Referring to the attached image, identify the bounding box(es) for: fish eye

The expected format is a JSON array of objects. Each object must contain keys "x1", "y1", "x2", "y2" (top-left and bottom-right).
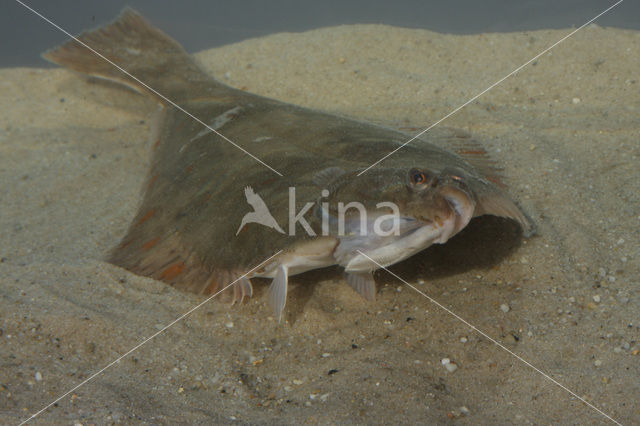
[{"x1": 409, "y1": 168, "x2": 429, "y2": 185}]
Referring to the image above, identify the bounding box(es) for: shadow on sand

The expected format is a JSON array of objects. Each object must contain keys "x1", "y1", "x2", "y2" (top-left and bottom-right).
[{"x1": 267, "y1": 215, "x2": 527, "y2": 322}]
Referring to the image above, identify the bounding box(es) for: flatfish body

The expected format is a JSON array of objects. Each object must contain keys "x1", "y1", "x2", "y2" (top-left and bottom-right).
[{"x1": 44, "y1": 9, "x2": 534, "y2": 318}]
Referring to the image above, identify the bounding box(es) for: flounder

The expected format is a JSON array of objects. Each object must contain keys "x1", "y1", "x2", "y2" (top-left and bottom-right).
[{"x1": 44, "y1": 9, "x2": 534, "y2": 319}]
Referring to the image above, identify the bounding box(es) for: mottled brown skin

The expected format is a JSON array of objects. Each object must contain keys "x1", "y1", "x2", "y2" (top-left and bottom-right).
[{"x1": 43, "y1": 8, "x2": 533, "y2": 302}]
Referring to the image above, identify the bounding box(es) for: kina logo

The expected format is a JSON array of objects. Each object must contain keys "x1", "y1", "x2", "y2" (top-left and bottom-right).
[{"x1": 236, "y1": 186, "x2": 285, "y2": 235}]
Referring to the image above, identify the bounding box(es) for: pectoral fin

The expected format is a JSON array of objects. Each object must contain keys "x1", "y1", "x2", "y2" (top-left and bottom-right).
[
  {"x1": 268, "y1": 265, "x2": 288, "y2": 322},
  {"x1": 346, "y1": 272, "x2": 376, "y2": 301}
]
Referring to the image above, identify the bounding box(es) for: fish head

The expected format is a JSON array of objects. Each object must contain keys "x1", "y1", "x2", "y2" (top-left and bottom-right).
[
  {"x1": 397, "y1": 166, "x2": 477, "y2": 241},
  {"x1": 317, "y1": 165, "x2": 478, "y2": 271}
]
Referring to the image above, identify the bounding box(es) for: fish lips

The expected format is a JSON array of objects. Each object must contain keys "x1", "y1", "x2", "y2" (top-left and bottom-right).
[{"x1": 439, "y1": 184, "x2": 476, "y2": 240}]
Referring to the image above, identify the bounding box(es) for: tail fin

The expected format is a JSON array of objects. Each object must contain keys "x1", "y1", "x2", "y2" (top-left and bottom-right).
[{"x1": 42, "y1": 7, "x2": 222, "y2": 103}]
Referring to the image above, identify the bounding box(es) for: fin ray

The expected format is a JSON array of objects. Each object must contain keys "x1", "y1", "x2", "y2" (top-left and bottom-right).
[
  {"x1": 268, "y1": 265, "x2": 288, "y2": 322},
  {"x1": 443, "y1": 132, "x2": 507, "y2": 188},
  {"x1": 346, "y1": 272, "x2": 376, "y2": 301}
]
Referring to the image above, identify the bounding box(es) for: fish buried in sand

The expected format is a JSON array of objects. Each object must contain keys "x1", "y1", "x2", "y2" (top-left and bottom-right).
[{"x1": 44, "y1": 8, "x2": 534, "y2": 320}]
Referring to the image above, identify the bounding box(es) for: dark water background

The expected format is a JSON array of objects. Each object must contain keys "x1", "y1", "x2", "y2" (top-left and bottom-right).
[{"x1": 2, "y1": 0, "x2": 635, "y2": 67}]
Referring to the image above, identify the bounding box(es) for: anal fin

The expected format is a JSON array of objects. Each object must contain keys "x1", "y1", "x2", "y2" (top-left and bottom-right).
[{"x1": 346, "y1": 272, "x2": 376, "y2": 301}]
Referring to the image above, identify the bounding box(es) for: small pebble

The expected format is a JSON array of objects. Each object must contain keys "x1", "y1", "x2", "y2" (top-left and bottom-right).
[
  {"x1": 500, "y1": 304, "x2": 510, "y2": 313},
  {"x1": 321, "y1": 353, "x2": 331, "y2": 358},
  {"x1": 572, "y1": 97, "x2": 581, "y2": 104},
  {"x1": 441, "y1": 358, "x2": 458, "y2": 372},
  {"x1": 460, "y1": 336, "x2": 468, "y2": 343},
  {"x1": 460, "y1": 406, "x2": 470, "y2": 415},
  {"x1": 35, "y1": 372, "x2": 42, "y2": 382},
  {"x1": 293, "y1": 379, "x2": 303, "y2": 385},
  {"x1": 504, "y1": 334, "x2": 517, "y2": 345},
  {"x1": 225, "y1": 322, "x2": 234, "y2": 328},
  {"x1": 568, "y1": 296, "x2": 576, "y2": 303},
  {"x1": 594, "y1": 359, "x2": 602, "y2": 367},
  {"x1": 593, "y1": 295, "x2": 601, "y2": 303}
]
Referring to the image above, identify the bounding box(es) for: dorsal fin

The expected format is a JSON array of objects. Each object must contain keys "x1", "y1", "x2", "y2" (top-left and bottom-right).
[{"x1": 444, "y1": 131, "x2": 507, "y2": 188}]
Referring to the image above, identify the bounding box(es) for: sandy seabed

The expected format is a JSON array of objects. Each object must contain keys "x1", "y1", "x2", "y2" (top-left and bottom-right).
[{"x1": 1, "y1": 22, "x2": 638, "y2": 424}]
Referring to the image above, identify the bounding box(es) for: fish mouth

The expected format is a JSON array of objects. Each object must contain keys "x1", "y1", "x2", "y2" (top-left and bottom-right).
[
  {"x1": 441, "y1": 185, "x2": 475, "y2": 234},
  {"x1": 338, "y1": 186, "x2": 476, "y2": 273}
]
